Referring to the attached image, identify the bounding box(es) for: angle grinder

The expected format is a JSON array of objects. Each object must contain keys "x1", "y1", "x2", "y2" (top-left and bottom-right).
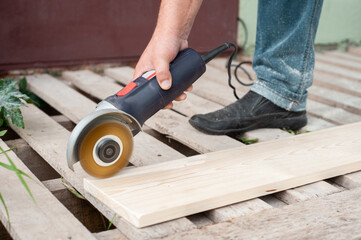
[{"x1": 67, "y1": 43, "x2": 235, "y2": 178}]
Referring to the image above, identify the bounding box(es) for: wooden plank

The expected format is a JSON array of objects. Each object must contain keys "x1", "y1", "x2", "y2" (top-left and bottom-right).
[
  {"x1": 147, "y1": 111, "x2": 241, "y2": 153},
  {"x1": 84, "y1": 121, "x2": 361, "y2": 227},
  {"x1": 316, "y1": 54, "x2": 361, "y2": 72},
  {"x1": 313, "y1": 71, "x2": 361, "y2": 98},
  {"x1": 308, "y1": 85, "x2": 361, "y2": 115},
  {"x1": 10, "y1": 104, "x2": 196, "y2": 239},
  {"x1": 315, "y1": 61, "x2": 361, "y2": 81},
  {"x1": 348, "y1": 46, "x2": 361, "y2": 56},
  {"x1": 104, "y1": 67, "x2": 341, "y2": 207},
  {"x1": 94, "y1": 229, "x2": 129, "y2": 240},
  {"x1": 306, "y1": 99, "x2": 361, "y2": 125},
  {"x1": 5, "y1": 138, "x2": 60, "y2": 181},
  {"x1": 0, "y1": 140, "x2": 96, "y2": 240},
  {"x1": 334, "y1": 171, "x2": 361, "y2": 190},
  {"x1": 27, "y1": 74, "x2": 97, "y2": 124},
  {"x1": 324, "y1": 51, "x2": 361, "y2": 64},
  {"x1": 42, "y1": 178, "x2": 109, "y2": 232},
  {"x1": 24, "y1": 74, "x2": 197, "y2": 238},
  {"x1": 162, "y1": 187, "x2": 361, "y2": 240}
]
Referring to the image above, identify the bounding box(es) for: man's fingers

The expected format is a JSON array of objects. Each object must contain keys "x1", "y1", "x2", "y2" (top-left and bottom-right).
[
  {"x1": 185, "y1": 85, "x2": 193, "y2": 92},
  {"x1": 174, "y1": 93, "x2": 187, "y2": 101},
  {"x1": 154, "y1": 60, "x2": 172, "y2": 90},
  {"x1": 163, "y1": 102, "x2": 174, "y2": 109}
]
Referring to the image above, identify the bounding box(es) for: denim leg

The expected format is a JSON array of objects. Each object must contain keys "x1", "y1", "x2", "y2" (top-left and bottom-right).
[{"x1": 250, "y1": 0, "x2": 324, "y2": 111}]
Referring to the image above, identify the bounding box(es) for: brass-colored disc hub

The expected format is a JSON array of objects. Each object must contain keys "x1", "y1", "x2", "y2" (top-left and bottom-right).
[{"x1": 78, "y1": 121, "x2": 133, "y2": 178}]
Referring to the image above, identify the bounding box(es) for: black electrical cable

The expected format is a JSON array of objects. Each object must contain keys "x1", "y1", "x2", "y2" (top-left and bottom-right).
[
  {"x1": 226, "y1": 44, "x2": 255, "y2": 99},
  {"x1": 237, "y1": 17, "x2": 248, "y2": 49},
  {"x1": 223, "y1": 16, "x2": 255, "y2": 100},
  {"x1": 226, "y1": 43, "x2": 241, "y2": 100}
]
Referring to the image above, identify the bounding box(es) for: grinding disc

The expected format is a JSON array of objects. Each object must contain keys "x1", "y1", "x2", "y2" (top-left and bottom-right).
[{"x1": 78, "y1": 120, "x2": 133, "y2": 178}]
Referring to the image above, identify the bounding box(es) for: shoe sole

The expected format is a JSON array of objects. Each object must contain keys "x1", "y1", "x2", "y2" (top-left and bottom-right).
[{"x1": 189, "y1": 114, "x2": 307, "y2": 136}]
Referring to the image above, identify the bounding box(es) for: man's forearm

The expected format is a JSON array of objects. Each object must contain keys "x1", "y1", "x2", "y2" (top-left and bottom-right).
[{"x1": 154, "y1": 0, "x2": 203, "y2": 40}]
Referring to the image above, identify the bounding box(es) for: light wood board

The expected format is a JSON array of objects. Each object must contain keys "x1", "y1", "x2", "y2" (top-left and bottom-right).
[
  {"x1": 84, "y1": 121, "x2": 361, "y2": 228},
  {"x1": 104, "y1": 67, "x2": 342, "y2": 209}
]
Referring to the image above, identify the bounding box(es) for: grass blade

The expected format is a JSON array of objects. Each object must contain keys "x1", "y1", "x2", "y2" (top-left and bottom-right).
[
  {"x1": 0, "y1": 146, "x2": 36, "y2": 202},
  {"x1": 17, "y1": 173, "x2": 35, "y2": 202},
  {"x1": 61, "y1": 178, "x2": 85, "y2": 200},
  {"x1": 107, "y1": 214, "x2": 116, "y2": 230},
  {"x1": 0, "y1": 193, "x2": 10, "y2": 226}
]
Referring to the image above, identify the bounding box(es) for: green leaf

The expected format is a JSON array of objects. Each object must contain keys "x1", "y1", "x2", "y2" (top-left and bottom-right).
[
  {"x1": 61, "y1": 178, "x2": 85, "y2": 200},
  {"x1": 0, "y1": 130, "x2": 6, "y2": 137},
  {"x1": 0, "y1": 146, "x2": 36, "y2": 202},
  {"x1": 18, "y1": 77, "x2": 42, "y2": 106},
  {"x1": 0, "y1": 118, "x2": 4, "y2": 127},
  {"x1": 0, "y1": 77, "x2": 30, "y2": 128},
  {"x1": 240, "y1": 137, "x2": 259, "y2": 145},
  {"x1": 0, "y1": 193, "x2": 10, "y2": 225},
  {"x1": 107, "y1": 214, "x2": 117, "y2": 230},
  {"x1": 17, "y1": 173, "x2": 35, "y2": 202},
  {"x1": 18, "y1": 77, "x2": 27, "y2": 93}
]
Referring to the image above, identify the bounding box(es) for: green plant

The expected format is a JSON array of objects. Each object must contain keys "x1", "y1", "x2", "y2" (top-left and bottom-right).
[
  {"x1": 0, "y1": 77, "x2": 31, "y2": 128},
  {"x1": 240, "y1": 137, "x2": 259, "y2": 145}
]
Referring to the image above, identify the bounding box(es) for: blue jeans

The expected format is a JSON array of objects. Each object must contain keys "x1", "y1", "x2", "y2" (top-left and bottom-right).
[{"x1": 251, "y1": 0, "x2": 324, "y2": 112}]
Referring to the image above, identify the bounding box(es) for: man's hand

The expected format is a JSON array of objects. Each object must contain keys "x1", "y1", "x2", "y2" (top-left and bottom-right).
[
  {"x1": 133, "y1": 0, "x2": 202, "y2": 109},
  {"x1": 133, "y1": 34, "x2": 191, "y2": 109}
]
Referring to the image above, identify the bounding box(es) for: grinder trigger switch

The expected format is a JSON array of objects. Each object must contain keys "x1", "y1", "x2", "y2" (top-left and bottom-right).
[{"x1": 116, "y1": 82, "x2": 138, "y2": 97}]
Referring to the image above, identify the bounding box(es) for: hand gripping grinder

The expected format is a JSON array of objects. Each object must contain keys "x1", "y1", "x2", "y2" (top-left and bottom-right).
[{"x1": 67, "y1": 43, "x2": 234, "y2": 178}]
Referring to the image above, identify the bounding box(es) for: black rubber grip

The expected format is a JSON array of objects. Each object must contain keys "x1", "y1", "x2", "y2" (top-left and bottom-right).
[{"x1": 105, "y1": 48, "x2": 206, "y2": 126}]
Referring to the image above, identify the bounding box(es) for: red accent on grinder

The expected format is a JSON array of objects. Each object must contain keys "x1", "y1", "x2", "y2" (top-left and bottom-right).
[{"x1": 116, "y1": 81, "x2": 138, "y2": 97}]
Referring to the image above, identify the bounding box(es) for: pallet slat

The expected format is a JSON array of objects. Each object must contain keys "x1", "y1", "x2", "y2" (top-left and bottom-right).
[
  {"x1": 162, "y1": 187, "x2": 361, "y2": 240},
  {"x1": 0, "y1": 140, "x2": 96, "y2": 240}
]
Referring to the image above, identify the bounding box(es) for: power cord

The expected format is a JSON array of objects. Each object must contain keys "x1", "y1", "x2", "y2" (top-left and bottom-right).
[{"x1": 226, "y1": 44, "x2": 255, "y2": 100}]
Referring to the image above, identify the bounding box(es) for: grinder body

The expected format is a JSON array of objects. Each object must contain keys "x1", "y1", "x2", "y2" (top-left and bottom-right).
[
  {"x1": 67, "y1": 48, "x2": 206, "y2": 177},
  {"x1": 106, "y1": 48, "x2": 206, "y2": 129}
]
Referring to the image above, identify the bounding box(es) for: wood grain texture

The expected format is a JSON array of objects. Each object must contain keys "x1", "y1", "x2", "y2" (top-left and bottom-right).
[
  {"x1": 85, "y1": 121, "x2": 361, "y2": 227},
  {"x1": 162, "y1": 187, "x2": 361, "y2": 240},
  {"x1": 0, "y1": 140, "x2": 96, "y2": 240}
]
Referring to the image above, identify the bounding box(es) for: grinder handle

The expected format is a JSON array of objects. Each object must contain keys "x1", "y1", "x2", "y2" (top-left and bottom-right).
[{"x1": 105, "y1": 48, "x2": 206, "y2": 126}]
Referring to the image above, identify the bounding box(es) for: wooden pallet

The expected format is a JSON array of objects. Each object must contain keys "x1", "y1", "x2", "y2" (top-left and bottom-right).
[{"x1": 1, "y1": 49, "x2": 361, "y2": 239}]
